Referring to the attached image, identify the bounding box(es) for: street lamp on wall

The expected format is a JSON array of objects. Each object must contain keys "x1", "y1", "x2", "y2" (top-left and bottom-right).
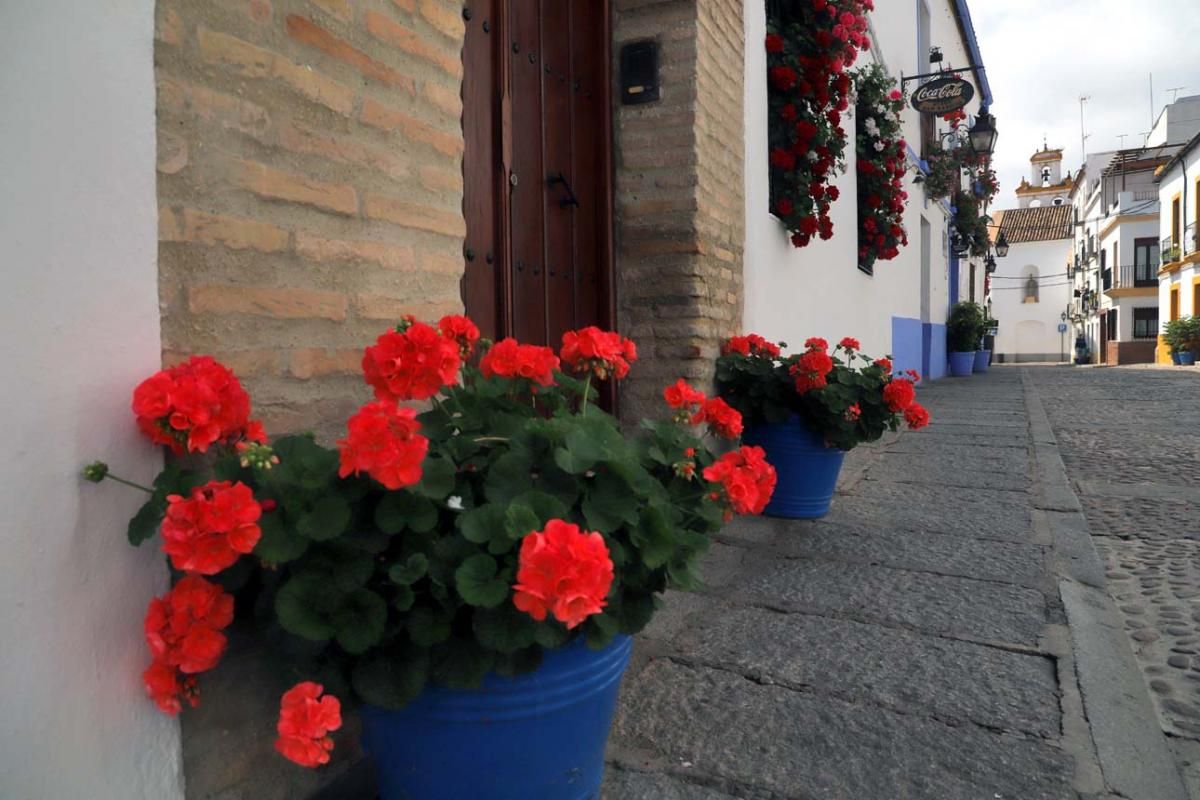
[
  {"x1": 967, "y1": 109, "x2": 999, "y2": 157},
  {"x1": 994, "y1": 230, "x2": 1010, "y2": 258}
]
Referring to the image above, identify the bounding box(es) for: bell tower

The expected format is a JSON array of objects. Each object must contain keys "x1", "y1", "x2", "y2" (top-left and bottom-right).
[{"x1": 1016, "y1": 144, "x2": 1072, "y2": 208}]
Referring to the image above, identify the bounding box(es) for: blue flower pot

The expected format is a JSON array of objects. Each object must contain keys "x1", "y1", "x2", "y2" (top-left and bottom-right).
[
  {"x1": 743, "y1": 416, "x2": 845, "y2": 519},
  {"x1": 949, "y1": 351, "x2": 976, "y2": 377},
  {"x1": 973, "y1": 349, "x2": 991, "y2": 373},
  {"x1": 1181, "y1": 352, "x2": 1197, "y2": 366},
  {"x1": 359, "y1": 634, "x2": 632, "y2": 800},
  {"x1": 1172, "y1": 352, "x2": 1183, "y2": 365}
]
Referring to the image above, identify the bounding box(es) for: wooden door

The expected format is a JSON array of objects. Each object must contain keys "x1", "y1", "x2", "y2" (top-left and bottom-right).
[{"x1": 460, "y1": 0, "x2": 613, "y2": 346}]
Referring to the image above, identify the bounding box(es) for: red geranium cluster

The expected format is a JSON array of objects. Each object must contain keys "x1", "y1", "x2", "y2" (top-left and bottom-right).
[
  {"x1": 513, "y1": 520, "x2": 614, "y2": 630},
  {"x1": 855, "y1": 64, "x2": 909, "y2": 271},
  {"x1": 703, "y1": 446, "x2": 777, "y2": 519},
  {"x1": 661, "y1": 379, "x2": 743, "y2": 440},
  {"x1": 161, "y1": 480, "x2": 263, "y2": 575},
  {"x1": 723, "y1": 333, "x2": 781, "y2": 358},
  {"x1": 362, "y1": 317, "x2": 462, "y2": 402},
  {"x1": 142, "y1": 576, "x2": 234, "y2": 715},
  {"x1": 766, "y1": 0, "x2": 874, "y2": 248},
  {"x1": 881, "y1": 376, "x2": 930, "y2": 429},
  {"x1": 480, "y1": 338, "x2": 560, "y2": 386},
  {"x1": 274, "y1": 682, "x2": 343, "y2": 768},
  {"x1": 437, "y1": 314, "x2": 481, "y2": 358},
  {"x1": 791, "y1": 339, "x2": 836, "y2": 393},
  {"x1": 132, "y1": 356, "x2": 265, "y2": 454},
  {"x1": 560, "y1": 326, "x2": 637, "y2": 380},
  {"x1": 337, "y1": 401, "x2": 429, "y2": 490}
]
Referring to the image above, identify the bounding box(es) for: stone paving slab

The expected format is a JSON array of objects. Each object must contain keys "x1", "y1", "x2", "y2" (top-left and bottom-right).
[
  {"x1": 611, "y1": 660, "x2": 1076, "y2": 800},
  {"x1": 814, "y1": 495, "x2": 1037, "y2": 543},
  {"x1": 603, "y1": 769, "x2": 743, "y2": 800},
  {"x1": 675, "y1": 605, "x2": 1060, "y2": 737},
  {"x1": 735, "y1": 556, "x2": 1047, "y2": 647},
  {"x1": 766, "y1": 520, "x2": 1048, "y2": 588}
]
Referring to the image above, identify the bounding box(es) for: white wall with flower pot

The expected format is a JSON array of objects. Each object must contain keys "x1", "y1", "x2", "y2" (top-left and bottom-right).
[
  {"x1": 0, "y1": 2, "x2": 184, "y2": 799},
  {"x1": 988, "y1": 238, "x2": 1073, "y2": 362},
  {"x1": 743, "y1": 0, "x2": 987, "y2": 380}
]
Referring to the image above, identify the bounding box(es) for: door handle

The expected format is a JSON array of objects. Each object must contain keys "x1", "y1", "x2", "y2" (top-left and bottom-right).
[{"x1": 547, "y1": 172, "x2": 580, "y2": 209}]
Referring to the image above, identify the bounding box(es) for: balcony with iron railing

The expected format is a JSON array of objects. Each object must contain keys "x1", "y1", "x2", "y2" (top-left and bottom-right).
[
  {"x1": 1163, "y1": 222, "x2": 1200, "y2": 266},
  {"x1": 1105, "y1": 262, "x2": 1160, "y2": 293}
]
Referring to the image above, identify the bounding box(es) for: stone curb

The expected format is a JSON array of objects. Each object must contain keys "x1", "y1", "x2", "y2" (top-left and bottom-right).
[{"x1": 1022, "y1": 369, "x2": 1191, "y2": 800}]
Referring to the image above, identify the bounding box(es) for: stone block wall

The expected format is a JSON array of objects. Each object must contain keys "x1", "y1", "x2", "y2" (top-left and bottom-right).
[
  {"x1": 155, "y1": 0, "x2": 466, "y2": 439},
  {"x1": 613, "y1": 0, "x2": 745, "y2": 420}
]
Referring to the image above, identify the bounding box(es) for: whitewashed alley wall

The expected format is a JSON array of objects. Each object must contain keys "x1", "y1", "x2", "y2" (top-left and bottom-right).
[{"x1": 0, "y1": 2, "x2": 184, "y2": 798}]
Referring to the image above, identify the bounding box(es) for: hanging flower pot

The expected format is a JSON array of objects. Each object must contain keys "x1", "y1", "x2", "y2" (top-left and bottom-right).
[
  {"x1": 716, "y1": 334, "x2": 931, "y2": 520},
  {"x1": 360, "y1": 635, "x2": 632, "y2": 800}
]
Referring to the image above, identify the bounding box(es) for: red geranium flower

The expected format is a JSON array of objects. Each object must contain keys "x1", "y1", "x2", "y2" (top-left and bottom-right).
[
  {"x1": 480, "y1": 338, "x2": 560, "y2": 386},
  {"x1": 142, "y1": 660, "x2": 199, "y2": 716},
  {"x1": 144, "y1": 576, "x2": 235, "y2": 676},
  {"x1": 513, "y1": 519, "x2": 614, "y2": 630},
  {"x1": 723, "y1": 334, "x2": 781, "y2": 358},
  {"x1": 804, "y1": 337, "x2": 829, "y2": 351},
  {"x1": 132, "y1": 356, "x2": 260, "y2": 454},
  {"x1": 337, "y1": 401, "x2": 428, "y2": 490},
  {"x1": 691, "y1": 397, "x2": 743, "y2": 440},
  {"x1": 874, "y1": 357, "x2": 893, "y2": 374},
  {"x1": 161, "y1": 481, "x2": 263, "y2": 575},
  {"x1": 904, "y1": 402, "x2": 931, "y2": 430},
  {"x1": 839, "y1": 337, "x2": 860, "y2": 351},
  {"x1": 437, "y1": 314, "x2": 481, "y2": 358},
  {"x1": 791, "y1": 349, "x2": 834, "y2": 393},
  {"x1": 560, "y1": 327, "x2": 637, "y2": 380},
  {"x1": 362, "y1": 320, "x2": 461, "y2": 403},
  {"x1": 275, "y1": 682, "x2": 342, "y2": 768},
  {"x1": 663, "y1": 378, "x2": 706, "y2": 410},
  {"x1": 769, "y1": 65, "x2": 798, "y2": 91},
  {"x1": 702, "y1": 446, "x2": 777, "y2": 517},
  {"x1": 882, "y1": 377, "x2": 916, "y2": 412},
  {"x1": 845, "y1": 403, "x2": 862, "y2": 422},
  {"x1": 765, "y1": 33, "x2": 785, "y2": 54}
]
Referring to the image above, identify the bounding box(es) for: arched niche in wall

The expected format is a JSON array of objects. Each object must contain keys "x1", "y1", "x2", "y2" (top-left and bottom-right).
[{"x1": 1022, "y1": 265, "x2": 1040, "y2": 304}]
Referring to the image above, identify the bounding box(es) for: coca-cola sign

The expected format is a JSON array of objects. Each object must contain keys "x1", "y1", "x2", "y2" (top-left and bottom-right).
[{"x1": 910, "y1": 77, "x2": 975, "y2": 114}]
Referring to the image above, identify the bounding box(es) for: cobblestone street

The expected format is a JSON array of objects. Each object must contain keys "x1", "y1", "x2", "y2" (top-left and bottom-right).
[
  {"x1": 603, "y1": 366, "x2": 1197, "y2": 800},
  {"x1": 1030, "y1": 366, "x2": 1200, "y2": 796}
]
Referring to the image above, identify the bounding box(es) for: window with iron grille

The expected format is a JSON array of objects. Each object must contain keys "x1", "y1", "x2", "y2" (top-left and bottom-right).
[{"x1": 1133, "y1": 307, "x2": 1158, "y2": 340}]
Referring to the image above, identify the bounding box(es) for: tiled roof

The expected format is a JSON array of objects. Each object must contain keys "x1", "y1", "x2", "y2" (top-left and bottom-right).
[{"x1": 992, "y1": 206, "x2": 1072, "y2": 244}]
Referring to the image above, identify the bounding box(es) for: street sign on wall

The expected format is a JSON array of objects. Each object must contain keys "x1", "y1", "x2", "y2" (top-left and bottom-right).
[{"x1": 911, "y1": 77, "x2": 975, "y2": 115}]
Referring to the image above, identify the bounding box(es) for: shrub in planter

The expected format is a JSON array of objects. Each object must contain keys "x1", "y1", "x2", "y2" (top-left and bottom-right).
[
  {"x1": 947, "y1": 302, "x2": 985, "y2": 376},
  {"x1": 85, "y1": 317, "x2": 775, "y2": 799},
  {"x1": 715, "y1": 335, "x2": 930, "y2": 518}
]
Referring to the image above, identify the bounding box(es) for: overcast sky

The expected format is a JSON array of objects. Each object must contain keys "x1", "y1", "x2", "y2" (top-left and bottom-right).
[{"x1": 970, "y1": 0, "x2": 1200, "y2": 209}]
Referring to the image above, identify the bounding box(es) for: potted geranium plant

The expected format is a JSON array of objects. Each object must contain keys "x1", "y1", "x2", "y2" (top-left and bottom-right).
[
  {"x1": 974, "y1": 310, "x2": 996, "y2": 373},
  {"x1": 715, "y1": 334, "x2": 930, "y2": 519},
  {"x1": 84, "y1": 316, "x2": 775, "y2": 800},
  {"x1": 1177, "y1": 316, "x2": 1200, "y2": 365},
  {"x1": 947, "y1": 301, "x2": 985, "y2": 376}
]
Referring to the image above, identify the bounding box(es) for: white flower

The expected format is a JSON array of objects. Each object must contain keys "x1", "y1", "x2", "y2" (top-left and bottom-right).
[
  {"x1": 807, "y1": 150, "x2": 820, "y2": 162},
  {"x1": 874, "y1": 141, "x2": 886, "y2": 152},
  {"x1": 864, "y1": 117, "x2": 880, "y2": 137},
  {"x1": 876, "y1": 103, "x2": 887, "y2": 114},
  {"x1": 447, "y1": 495, "x2": 464, "y2": 511}
]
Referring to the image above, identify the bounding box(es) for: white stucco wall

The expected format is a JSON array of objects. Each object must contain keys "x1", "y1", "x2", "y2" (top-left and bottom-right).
[
  {"x1": 989, "y1": 238, "x2": 1072, "y2": 361},
  {"x1": 743, "y1": 0, "x2": 979, "y2": 368},
  {"x1": 0, "y1": 2, "x2": 184, "y2": 799}
]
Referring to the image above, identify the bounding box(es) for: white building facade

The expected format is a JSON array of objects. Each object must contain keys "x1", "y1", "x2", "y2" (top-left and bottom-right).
[
  {"x1": 1156, "y1": 132, "x2": 1200, "y2": 362},
  {"x1": 744, "y1": 0, "x2": 992, "y2": 379}
]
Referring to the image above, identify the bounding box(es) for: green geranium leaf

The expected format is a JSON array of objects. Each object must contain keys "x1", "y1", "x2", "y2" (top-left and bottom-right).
[
  {"x1": 458, "y1": 504, "x2": 506, "y2": 546},
  {"x1": 274, "y1": 435, "x2": 339, "y2": 490},
  {"x1": 389, "y1": 553, "x2": 429, "y2": 586},
  {"x1": 297, "y1": 495, "x2": 351, "y2": 541},
  {"x1": 393, "y1": 585, "x2": 416, "y2": 612},
  {"x1": 332, "y1": 589, "x2": 388, "y2": 654},
  {"x1": 582, "y1": 472, "x2": 639, "y2": 533},
  {"x1": 492, "y1": 647, "x2": 544, "y2": 677},
  {"x1": 455, "y1": 554, "x2": 510, "y2": 608},
  {"x1": 375, "y1": 492, "x2": 437, "y2": 535},
  {"x1": 429, "y1": 637, "x2": 496, "y2": 689},
  {"x1": 483, "y1": 452, "x2": 534, "y2": 504},
  {"x1": 633, "y1": 504, "x2": 677, "y2": 569},
  {"x1": 472, "y1": 605, "x2": 539, "y2": 653},
  {"x1": 127, "y1": 496, "x2": 165, "y2": 546},
  {"x1": 504, "y1": 502, "x2": 542, "y2": 541},
  {"x1": 351, "y1": 644, "x2": 430, "y2": 710},
  {"x1": 533, "y1": 622, "x2": 571, "y2": 650},
  {"x1": 414, "y1": 457, "x2": 456, "y2": 501},
  {"x1": 407, "y1": 606, "x2": 453, "y2": 647},
  {"x1": 253, "y1": 512, "x2": 309, "y2": 563},
  {"x1": 275, "y1": 575, "x2": 339, "y2": 642}
]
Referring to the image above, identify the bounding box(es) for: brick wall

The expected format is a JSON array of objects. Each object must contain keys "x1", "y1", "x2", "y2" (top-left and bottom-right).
[
  {"x1": 1108, "y1": 340, "x2": 1156, "y2": 365},
  {"x1": 155, "y1": 0, "x2": 466, "y2": 439},
  {"x1": 613, "y1": 0, "x2": 745, "y2": 420}
]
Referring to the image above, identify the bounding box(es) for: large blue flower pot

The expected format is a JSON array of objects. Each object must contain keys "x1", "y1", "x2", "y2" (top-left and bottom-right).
[
  {"x1": 949, "y1": 351, "x2": 976, "y2": 377},
  {"x1": 1172, "y1": 352, "x2": 1183, "y2": 365},
  {"x1": 360, "y1": 634, "x2": 632, "y2": 800},
  {"x1": 1181, "y1": 352, "x2": 1197, "y2": 366},
  {"x1": 743, "y1": 416, "x2": 845, "y2": 519},
  {"x1": 973, "y1": 349, "x2": 991, "y2": 373}
]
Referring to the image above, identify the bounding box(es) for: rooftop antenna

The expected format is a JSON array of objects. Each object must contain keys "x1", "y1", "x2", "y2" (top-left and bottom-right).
[
  {"x1": 1079, "y1": 95, "x2": 1091, "y2": 158},
  {"x1": 1116, "y1": 133, "x2": 1130, "y2": 149},
  {"x1": 1167, "y1": 86, "x2": 1186, "y2": 104},
  {"x1": 1150, "y1": 73, "x2": 1155, "y2": 127}
]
